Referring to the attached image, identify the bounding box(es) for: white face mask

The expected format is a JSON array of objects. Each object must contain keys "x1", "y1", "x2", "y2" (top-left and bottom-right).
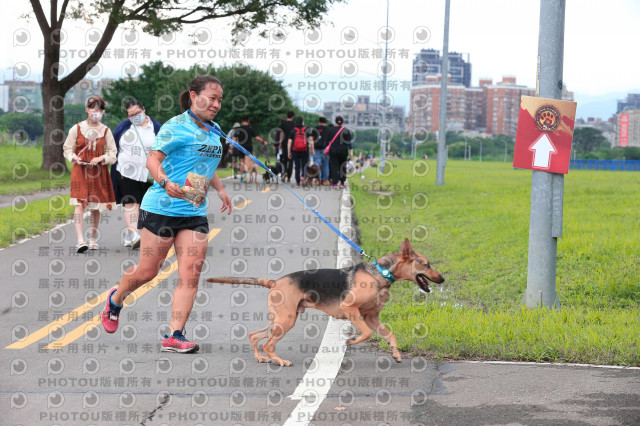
[
  {"x1": 90, "y1": 111, "x2": 103, "y2": 122},
  {"x1": 129, "y1": 113, "x2": 145, "y2": 126}
]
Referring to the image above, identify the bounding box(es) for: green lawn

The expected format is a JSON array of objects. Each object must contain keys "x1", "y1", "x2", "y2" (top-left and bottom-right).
[
  {"x1": 0, "y1": 143, "x2": 71, "y2": 194},
  {"x1": 0, "y1": 195, "x2": 75, "y2": 247},
  {"x1": 350, "y1": 159, "x2": 640, "y2": 365}
]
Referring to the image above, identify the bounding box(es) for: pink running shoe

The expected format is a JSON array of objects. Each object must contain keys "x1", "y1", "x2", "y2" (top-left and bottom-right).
[
  {"x1": 162, "y1": 330, "x2": 199, "y2": 353},
  {"x1": 101, "y1": 287, "x2": 121, "y2": 333}
]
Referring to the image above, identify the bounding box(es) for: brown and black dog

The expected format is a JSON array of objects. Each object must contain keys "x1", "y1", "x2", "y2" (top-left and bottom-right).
[
  {"x1": 206, "y1": 239, "x2": 444, "y2": 366},
  {"x1": 302, "y1": 162, "x2": 320, "y2": 186}
]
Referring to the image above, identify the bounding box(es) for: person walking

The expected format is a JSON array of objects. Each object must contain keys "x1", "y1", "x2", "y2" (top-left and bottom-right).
[
  {"x1": 111, "y1": 99, "x2": 162, "y2": 249},
  {"x1": 234, "y1": 115, "x2": 267, "y2": 183},
  {"x1": 227, "y1": 122, "x2": 241, "y2": 177},
  {"x1": 287, "y1": 117, "x2": 314, "y2": 186},
  {"x1": 311, "y1": 117, "x2": 329, "y2": 185},
  {"x1": 101, "y1": 75, "x2": 232, "y2": 353},
  {"x1": 63, "y1": 96, "x2": 117, "y2": 253},
  {"x1": 278, "y1": 111, "x2": 295, "y2": 182},
  {"x1": 324, "y1": 116, "x2": 353, "y2": 188}
]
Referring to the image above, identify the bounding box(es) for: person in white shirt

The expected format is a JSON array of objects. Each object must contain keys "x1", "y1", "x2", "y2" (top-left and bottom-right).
[{"x1": 111, "y1": 100, "x2": 162, "y2": 248}]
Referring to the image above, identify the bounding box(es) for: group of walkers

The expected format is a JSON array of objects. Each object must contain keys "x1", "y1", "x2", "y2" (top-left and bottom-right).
[
  {"x1": 63, "y1": 74, "x2": 357, "y2": 352},
  {"x1": 225, "y1": 110, "x2": 354, "y2": 187}
]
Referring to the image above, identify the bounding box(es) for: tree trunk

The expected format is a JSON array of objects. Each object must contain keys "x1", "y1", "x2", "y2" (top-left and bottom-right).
[
  {"x1": 36, "y1": 0, "x2": 122, "y2": 171},
  {"x1": 41, "y1": 77, "x2": 68, "y2": 172}
]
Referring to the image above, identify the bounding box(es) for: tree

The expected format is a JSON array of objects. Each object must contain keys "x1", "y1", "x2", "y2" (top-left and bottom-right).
[
  {"x1": 104, "y1": 62, "x2": 297, "y2": 138},
  {"x1": 572, "y1": 127, "x2": 610, "y2": 157},
  {"x1": 29, "y1": 0, "x2": 344, "y2": 172},
  {"x1": 0, "y1": 113, "x2": 44, "y2": 140}
]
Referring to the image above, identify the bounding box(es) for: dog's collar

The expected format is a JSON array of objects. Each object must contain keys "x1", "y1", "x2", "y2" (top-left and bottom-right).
[{"x1": 373, "y1": 259, "x2": 396, "y2": 283}]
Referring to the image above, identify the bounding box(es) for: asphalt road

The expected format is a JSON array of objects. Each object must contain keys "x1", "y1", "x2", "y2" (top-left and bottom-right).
[{"x1": 1, "y1": 176, "x2": 639, "y2": 425}]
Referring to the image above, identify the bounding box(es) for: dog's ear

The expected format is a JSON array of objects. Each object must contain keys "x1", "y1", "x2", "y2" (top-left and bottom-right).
[{"x1": 400, "y1": 238, "x2": 414, "y2": 258}]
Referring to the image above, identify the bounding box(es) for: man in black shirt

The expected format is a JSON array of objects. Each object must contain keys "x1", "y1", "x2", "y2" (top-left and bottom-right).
[
  {"x1": 278, "y1": 111, "x2": 295, "y2": 182},
  {"x1": 233, "y1": 115, "x2": 267, "y2": 182}
]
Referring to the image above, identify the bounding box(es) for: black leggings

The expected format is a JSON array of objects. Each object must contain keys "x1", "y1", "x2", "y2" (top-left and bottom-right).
[
  {"x1": 291, "y1": 151, "x2": 309, "y2": 184},
  {"x1": 329, "y1": 154, "x2": 348, "y2": 185},
  {"x1": 280, "y1": 151, "x2": 292, "y2": 180}
]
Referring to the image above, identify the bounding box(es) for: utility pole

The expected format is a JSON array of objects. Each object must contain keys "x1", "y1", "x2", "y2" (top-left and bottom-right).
[
  {"x1": 523, "y1": 0, "x2": 565, "y2": 309},
  {"x1": 379, "y1": 0, "x2": 390, "y2": 174},
  {"x1": 435, "y1": 0, "x2": 450, "y2": 185}
]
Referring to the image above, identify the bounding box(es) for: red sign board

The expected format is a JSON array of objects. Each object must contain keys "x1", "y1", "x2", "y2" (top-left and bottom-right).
[
  {"x1": 619, "y1": 113, "x2": 629, "y2": 147},
  {"x1": 513, "y1": 96, "x2": 577, "y2": 174}
]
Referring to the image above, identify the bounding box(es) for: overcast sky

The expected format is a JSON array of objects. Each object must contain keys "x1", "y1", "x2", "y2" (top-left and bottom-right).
[{"x1": 2, "y1": 0, "x2": 639, "y2": 119}]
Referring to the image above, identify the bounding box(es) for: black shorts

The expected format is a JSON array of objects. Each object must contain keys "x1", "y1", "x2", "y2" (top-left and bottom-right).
[
  {"x1": 138, "y1": 209, "x2": 209, "y2": 238},
  {"x1": 116, "y1": 174, "x2": 152, "y2": 205},
  {"x1": 237, "y1": 144, "x2": 253, "y2": 159}
]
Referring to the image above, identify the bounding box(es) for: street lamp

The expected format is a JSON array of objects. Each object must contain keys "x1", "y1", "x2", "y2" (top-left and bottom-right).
[
  {"x1": 463, "y1": 135, "x2": 467, "y2": 160},
  {"x1": 379, "y1": 0, "x2": 390, "y2": 174},
  {"x1": 501, "y1": 138, "x2": 508, "y2": 162}
]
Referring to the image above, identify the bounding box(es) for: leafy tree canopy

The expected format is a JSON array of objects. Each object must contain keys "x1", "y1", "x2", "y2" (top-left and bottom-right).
[{"x1": 0, "y1": 113, "x2": 44, "y2": 140}]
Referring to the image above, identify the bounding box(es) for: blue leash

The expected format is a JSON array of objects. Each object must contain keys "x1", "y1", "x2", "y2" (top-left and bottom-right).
[{"x1": 187, "y1": 110, "x2": 373, "y2": 261}]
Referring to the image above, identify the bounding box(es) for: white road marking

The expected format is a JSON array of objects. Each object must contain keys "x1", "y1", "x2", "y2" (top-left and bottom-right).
[
  {"x1": 464, "y1": 360, "x2": 640, "y2": 370},
  {"x1": 283, "y1": 184, "x2": 352, "y2": 426}
]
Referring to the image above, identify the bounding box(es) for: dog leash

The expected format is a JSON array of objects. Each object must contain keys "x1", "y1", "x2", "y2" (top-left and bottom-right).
[{"x1": 187, "y1": 110, "x2": 374, "y2": 260}]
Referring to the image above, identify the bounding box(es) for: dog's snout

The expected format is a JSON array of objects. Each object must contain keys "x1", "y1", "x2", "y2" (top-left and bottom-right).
[{"x1": 427, "y1": 269, "x2": 444, "y2": 284}]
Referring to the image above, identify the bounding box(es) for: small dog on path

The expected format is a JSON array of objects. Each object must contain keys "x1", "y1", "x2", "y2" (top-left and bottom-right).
[
  {"x1": 207, "y1": 239, "x2": 444, "y2": 366},
  {"x1": 303, "y1": 162, "x2": 320, "y2": 186}
]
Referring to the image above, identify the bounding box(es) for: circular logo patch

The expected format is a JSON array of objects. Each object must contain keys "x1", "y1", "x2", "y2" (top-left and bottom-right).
[{"x1": 535, "y1": 106, "x2": 560, "y2": 132}]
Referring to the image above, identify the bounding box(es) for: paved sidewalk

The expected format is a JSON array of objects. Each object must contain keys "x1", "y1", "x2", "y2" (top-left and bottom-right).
[
  {"x1": 0, "y1": 176, "x2": 638, "y2": 425},
  {"x1": 0, "y1": 186, "x2": 69, "y2": 210}
]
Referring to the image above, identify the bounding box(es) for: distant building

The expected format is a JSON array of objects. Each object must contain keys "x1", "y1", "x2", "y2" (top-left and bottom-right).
[
  {"x1": 616, "y1": 109, "x2": 640, "y2": 147},
  {"x1": 409, "y1": 75, "x2": 538, "y2": 138},
  {"x1": 65, "y1": 78, "x2": 114, "y2": 105},
  {"x1": 321, "y1": 95, "x2": 406, "y2": 132},
  {"x1": 575, "y1": 116, "x2": 616, "y2": 146},
  {"x1": 0, "y1": 77, "x2": 115, "y2": 115},
  {"x1": 3, "y1": 80, "x2": 42, "y2": 113},
  {"x1": 0, "y1": 85, "x2": 9, "y2": 112},
  {"x1": 617, "y1": 93, "x2": 640, "y2": 113},
  {"x1": 407, "y1": 74, "x2": 468, "y2": 134},
  {"x1": 485, "y1": 76, "x2": 535, "y2": 137},
  {"x1": 412, "y1": 48, "x2": 471, "y2": 88}
]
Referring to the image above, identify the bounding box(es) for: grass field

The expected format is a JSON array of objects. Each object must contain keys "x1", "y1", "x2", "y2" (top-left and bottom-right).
[
  {"x1": 0, "y1": 195, "x2": 75, "y2": 247},
  {"x1": 350, "y1": 159, "x2": 640, "y2": 365},
  {"x1": 0, "y1": 143, "x2": 72, "y2": 195}
]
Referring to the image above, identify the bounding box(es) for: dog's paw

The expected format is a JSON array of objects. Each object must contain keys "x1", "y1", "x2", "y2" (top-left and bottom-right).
[
  {"x1": 392, "y1": 352, "x2": 403, "y2": 363},
  {"x1": 256, "y1": 357, "x2": 271, "y2": 363},
  {"x1": 272, "y1": 358, "x2": 292, "y2": 367}
]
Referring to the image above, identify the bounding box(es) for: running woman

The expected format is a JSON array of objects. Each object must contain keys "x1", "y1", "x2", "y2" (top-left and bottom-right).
[{"x1": 101, "y1": 75, "x2": 232, "y2": 353}]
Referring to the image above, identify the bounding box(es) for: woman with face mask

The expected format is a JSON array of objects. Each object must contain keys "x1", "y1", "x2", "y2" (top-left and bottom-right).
[
  {"x1": 63, "y1": 96, "x2": 117, "y2": 253},
  {"x1": 110, "y1": 100, "x2": 162, "y2": 249}
]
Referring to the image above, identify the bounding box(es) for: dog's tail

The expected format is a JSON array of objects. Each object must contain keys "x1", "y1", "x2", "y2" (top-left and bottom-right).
[{"x1": 205, "y1": 277, "x2": 274, "y2": 289}]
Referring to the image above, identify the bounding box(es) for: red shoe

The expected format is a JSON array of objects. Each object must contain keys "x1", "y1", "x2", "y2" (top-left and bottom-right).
[
  {"x1": 101, "y1": 287, "x2": 121, "y2": 333},
  {"x1": 162, "y1": 330, "x2": 199, "y2": 353}
]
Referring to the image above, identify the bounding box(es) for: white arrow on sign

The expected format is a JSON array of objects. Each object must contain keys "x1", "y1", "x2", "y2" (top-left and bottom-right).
[{"x1": 529, "y1": 133, "x2": 557, "y2": 169}]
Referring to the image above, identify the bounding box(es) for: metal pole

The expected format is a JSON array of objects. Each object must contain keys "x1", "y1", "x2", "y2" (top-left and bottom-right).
[
  {"x1": 504, "y1": 140, "x2": 508, "y2": 162},
  {"x1": 479, "y1": 138, "x2": 483, "y2": 161},
  {"x1": 464, "y1": 137, "x2": 467, "y2": 161},
  {"x1": 524, "y1": 0, "x2": 565, "y2": 310},
  {"x1": 379, "y1": 0, "x2": 390, "y2": 173},
  {"x1": 436, "y1": 0, "x2": 450, "y2": 185}
]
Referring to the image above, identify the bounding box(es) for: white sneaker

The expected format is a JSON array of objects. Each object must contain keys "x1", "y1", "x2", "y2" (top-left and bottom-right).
[
  {"x1": 130, "y1": 231, "x2": 141, "y2": 249},
  {"x1": 123, "y1": 234, "x2": 132, "y2": 247}
]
